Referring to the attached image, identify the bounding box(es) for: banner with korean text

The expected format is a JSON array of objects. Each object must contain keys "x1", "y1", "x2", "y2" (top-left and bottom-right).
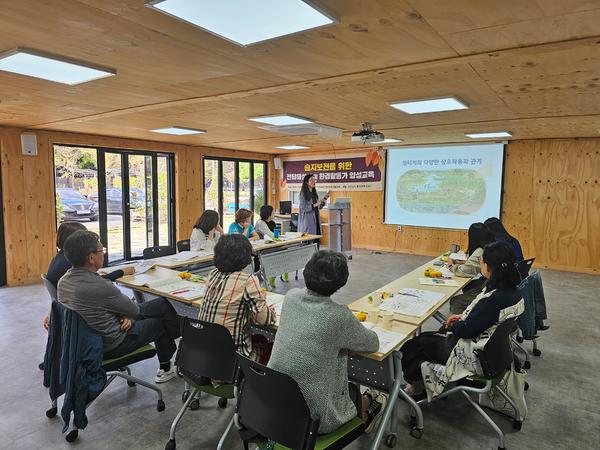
[{"x1": 282, "y1": 150, "x2": 385, "y2": 192}]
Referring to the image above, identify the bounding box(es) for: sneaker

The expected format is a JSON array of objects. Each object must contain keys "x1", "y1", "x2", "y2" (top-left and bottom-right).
[
  {"x1": 280, "y1": 272, "x2": 289, "y2": 283},
  {"x1": 365, "y1": 392, "x2": 387, "y2": 434},
  {"x1": 268, "y1": 276, "x2": 276, "y2": 289},
  {"x1": 155, "y1": 366, "x2": 177, "y2": 383}
]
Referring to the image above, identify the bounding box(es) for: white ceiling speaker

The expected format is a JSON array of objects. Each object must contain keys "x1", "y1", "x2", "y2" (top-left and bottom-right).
[{"x1": 20, "y1": 132, "x2": 38, "y2": 156}]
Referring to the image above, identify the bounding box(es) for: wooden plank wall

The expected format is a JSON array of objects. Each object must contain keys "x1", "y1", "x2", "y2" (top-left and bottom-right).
[
  {"x1": 276, "y1": 139, "x2": 600, "y2": 274},
  {"x1": 0, "y1": 127, "x2": 272, "y2": 285}
]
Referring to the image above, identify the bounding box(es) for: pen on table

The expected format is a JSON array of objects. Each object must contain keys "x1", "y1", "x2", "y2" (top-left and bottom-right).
[{"x1": 171, "y1": 289, "x2": 190, "y2": 295}]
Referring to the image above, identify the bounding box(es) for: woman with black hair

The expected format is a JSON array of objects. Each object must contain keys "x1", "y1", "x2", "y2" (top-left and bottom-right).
[
  {"x1": 269, "y1": 250, "x2": 385, "y2": 435},
  {"x1": 448, "y1": 222, "x2": 495, "y2": 278},
  {"x1": 255, "y1": 204, "x2": 277, "y2": 239},
  {"x1": 298, "y1": 174, "x2": 330, "y2": 235},
  {"x1": 197, "y1": 234, "x2": 276, "y2": 362},
  {"x1": 402, "y1": 242, "x2": 524, "y2": 400},
  {"x1": 190, "y1": 209, "x2": 224, "y2": 251},
  {"x1": 485, "y1": 217, "x2": 524, "y2": 261}
]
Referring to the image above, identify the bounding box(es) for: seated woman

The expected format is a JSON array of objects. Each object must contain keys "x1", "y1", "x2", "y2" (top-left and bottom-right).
[
  {"x1": 401, "y1": 242, "x2": 524, "y2": 400},
  {"x1": 197, "y1": 234, "x2": 275, "y2": 362},
  {"x1": 268, "y1": 250, "x2": 385, "y2": 434},
  {"x1": 254, "y1": 205, "x2": 277, "y2": 239},
  {"x1": 484, "y1": 217, "x2": 524, "y2": 262},
  {"x1": 228, "y1": 208, "x2": 259, "y2": 240},
  {"x1": 190, "y1": 209, "x2": 224, "y2": 252},
  {"x1": 448, "y1": 222, "x2": 495, "y2": 314}
]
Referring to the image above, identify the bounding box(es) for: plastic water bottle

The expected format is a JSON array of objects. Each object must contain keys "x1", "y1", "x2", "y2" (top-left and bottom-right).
[{"x1": 274, "y1": 229, "x2": 280, "y2": 238}]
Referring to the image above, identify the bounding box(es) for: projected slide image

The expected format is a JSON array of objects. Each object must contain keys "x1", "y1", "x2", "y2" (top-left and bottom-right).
[
  {"x1": 396, "y1": 169, "x2": 486, "y2": 215},
  {"x1": 385, "y1": 143, "x2": 505, "y2": 230}
]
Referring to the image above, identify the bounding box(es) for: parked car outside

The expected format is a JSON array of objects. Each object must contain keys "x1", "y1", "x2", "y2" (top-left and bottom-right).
[
  {"x1": 56, "y1": 188, "x2": 98, "y2": 222},
  {"x1": 89, "y1": 188, "x2": 146, "y2": 215}
]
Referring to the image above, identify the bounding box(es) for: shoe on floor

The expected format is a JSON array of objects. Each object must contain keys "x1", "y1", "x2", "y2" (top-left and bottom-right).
[
  {"x1": 155, "y1": 366, "x2": 177, "y2": 383},
  {"x1": 280, "y1": 273, "x2": 289, "y2": 283},
  {"x1": 365, "y1": 392, "x2": 388, "y2": 434}
]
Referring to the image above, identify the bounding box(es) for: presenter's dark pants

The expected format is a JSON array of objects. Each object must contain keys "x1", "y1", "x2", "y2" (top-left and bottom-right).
[{"x1": 104, "y1": 298, "x2": 180, "y2": 364}]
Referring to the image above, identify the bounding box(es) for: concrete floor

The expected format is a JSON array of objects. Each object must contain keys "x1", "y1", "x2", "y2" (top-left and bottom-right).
[{"x1": 1, "y1": 250, "x2": 598, "y2": 449}]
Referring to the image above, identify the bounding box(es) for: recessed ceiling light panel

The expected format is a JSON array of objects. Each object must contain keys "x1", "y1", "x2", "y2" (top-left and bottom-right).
[
  {"x1": 0, "y1": 48, "x2": 115, "y2": 85},
  {"x1": 465, "y1": 131, "x2": 512, "y2": 139},
  {"x1": 390, "y1": 96, "x2": 469, "y2": 114},
  {"x1": 372, "y1": 138, "x2": 403, "y2": 144},
  {"x1": 150, "y1": 127, "x2": 206, "y2": 135},
  {"x1": 275, "y1": 145, "x2": 310, "y2": 150},
  {"x1": 248, "y1": 114, "x2": 313, "y2": 126},
  {"x1": 148, "y1": 0, "x2": 335, "y2": 46}
]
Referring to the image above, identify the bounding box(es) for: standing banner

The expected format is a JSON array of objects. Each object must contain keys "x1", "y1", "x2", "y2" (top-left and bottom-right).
[{"x1": 282, "y1": 150, "x2": 385, "y2": 192}]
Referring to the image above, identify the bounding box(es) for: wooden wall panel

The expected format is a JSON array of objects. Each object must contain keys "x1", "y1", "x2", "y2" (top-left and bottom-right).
[
  {"x1": 276, "y1": 140, "x2": 600, "y2": 274},
  {"x1": 0, "y1": 126, "x2": 271, "y2": 286}
]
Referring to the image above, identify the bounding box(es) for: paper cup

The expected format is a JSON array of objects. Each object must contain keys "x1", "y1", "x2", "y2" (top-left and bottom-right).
[{"x1": 381, "y1": 311, "x2": 394, "y2": 330}]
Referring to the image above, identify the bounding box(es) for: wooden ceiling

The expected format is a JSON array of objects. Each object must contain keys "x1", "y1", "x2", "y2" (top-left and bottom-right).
[{"x1": 1, "y1": 0, "x2": 600, "y2": 154}]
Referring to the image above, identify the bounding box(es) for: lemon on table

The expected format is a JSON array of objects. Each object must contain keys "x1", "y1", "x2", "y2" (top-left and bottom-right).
[{"x1": 354, "y1": 312, "x2": 368, "y2": 322}]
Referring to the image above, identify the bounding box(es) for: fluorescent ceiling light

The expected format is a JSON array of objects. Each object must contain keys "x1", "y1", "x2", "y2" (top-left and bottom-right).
[
  {"x1": 390, "y1": 96, "x2": 468, "y2": 114},
  {"x1": 465, "y1": 131, "x2": 512, "y2": 139},
  {"x1": 148, "y1": 0, "x2": 335, "y2": 46},
  {"x1": 275, "y1": 145, "x2": 310, "y2": 150},
  {"x1": 150, "y1": 127, "x2": 206, "y2": 135},
  {"x1": 372, "y1": 138, "x2": 403, "y2": 144},
  {"x1": 0, "y1": 48, "x2": 115, "y2": 85},
  {"x1": 248, "y1": 114, "x2": 313, "y2": 126}
]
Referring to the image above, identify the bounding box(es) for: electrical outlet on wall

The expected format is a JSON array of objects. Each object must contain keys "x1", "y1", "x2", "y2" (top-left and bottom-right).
[{"x1": 397, "y1": 225, "x2": 402, "y2": 231}]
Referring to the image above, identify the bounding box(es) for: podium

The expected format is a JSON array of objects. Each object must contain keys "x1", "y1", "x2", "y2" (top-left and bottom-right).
[{"x1": 325, "y1": 199, "x2": 352, "y2": 257}]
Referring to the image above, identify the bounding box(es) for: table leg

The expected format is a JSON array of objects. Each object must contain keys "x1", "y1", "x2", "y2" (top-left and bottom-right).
[{"x1": 369, "y1": 353, "x2": 403, "y2": 449}]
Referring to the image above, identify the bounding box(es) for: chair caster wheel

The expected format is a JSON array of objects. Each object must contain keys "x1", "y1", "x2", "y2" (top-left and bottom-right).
[
  {"x1": 189, "y1": 398, "x2": 200, "y2": 410},
  {"x1": 181, "y1": 390, "x2": 190, "y2": 403},
  {"x1": 524, "y1": 381, "x2": 529, "y2": 391},
  {"x1": 523, "y1": 361, "x2": 531, "y2": 370},
  {"x1": 385, "y1": 434, "x2": 397, "y2": 447},
  {"x1": 498, "y1": 447, "x2": 506, "y2": 450},
  {"x1": 533, "y1": 349, "x2": 542, "y2": 357},
  {"x1": 46, "y1": 407, "x2": 58, "y2": 418},
  {"x1": 39, "y1": 362, "x2": 45, "y2": 370},
  {"x1": 516, "y1": 336, "x2": 523, "y2": 343},
  {"x1": 176, "y1": 367, "x2": 183, "y2": 377},
  {"x1": 218, "y1": 397, "x2": 228, "y2": 408},
  {"x1": 513, "y1": 420, "x2": 522, "y2": 430},
  {"x1": 410, "y1": 427, "x2": 422, "y2": 439},
  {"x1": 65, "y1": 429, "x2": 79, "y2": 442},
  {"x1": 165, "y1": 439, "x2": 176, "y2": 450},
  {"x1": 127, "y1": 380, "x2": 136, "y2": 387},
  {"x1": 157, "y1": 400, "x2": 165, "y2": 412}
]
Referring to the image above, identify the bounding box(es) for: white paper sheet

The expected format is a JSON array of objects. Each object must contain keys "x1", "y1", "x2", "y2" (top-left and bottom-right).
[
  {"x1": 146, "y1": 278, "x2": 206, "y2": 300},
  {"x1": 168, "y1": 250, "x2": 211, "y2": 261},
  {"x1": 419, "y1": 277, "x2": 459, "y2": 287},
  {"x1": 378, "y1": 288, "x2": 445, "y2": 317},
  {"x1": 266, "y1": 292, "x2": 285, "y2": 324},
  {"x1": 361, "y1": 323, "x2": 406, "y2": 354},
  {"x1": 449, "y1": 252, "x2": 467, "y2": 261},
  {"x1": 98, "y1": 260, "x2": 155, "y2": 275}
]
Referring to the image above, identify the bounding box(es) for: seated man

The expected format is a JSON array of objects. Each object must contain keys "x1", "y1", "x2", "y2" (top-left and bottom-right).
[{"x1": 58, "y1": 230, "x2": 180, "y2": 383}]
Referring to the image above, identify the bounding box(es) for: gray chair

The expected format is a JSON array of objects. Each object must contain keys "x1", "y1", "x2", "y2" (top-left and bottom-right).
[
  {"x1": 411, "y1": 318, "x2": 522, "y2": 449},
  {"x1": 143, "y1": 246, "x2": 175, "y2": 260}
]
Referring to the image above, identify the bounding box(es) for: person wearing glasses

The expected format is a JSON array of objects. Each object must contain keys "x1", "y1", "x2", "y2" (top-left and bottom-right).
[{"x1": 58, "y1": 230, "x2": 180, "y2": 383}]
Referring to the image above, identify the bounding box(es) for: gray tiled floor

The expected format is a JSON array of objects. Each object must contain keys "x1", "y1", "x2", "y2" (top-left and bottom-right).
[{"x1": 1, "y1": 250, "x2": 598, "y2": 449}]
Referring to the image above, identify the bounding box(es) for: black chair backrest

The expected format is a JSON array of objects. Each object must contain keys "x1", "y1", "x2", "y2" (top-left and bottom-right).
[
  {"x1": 475, "y1": 318, "x2": 517, "y2": 379},
  {"x1": 176, "y1": 239, "x2": 191, "y2": 252},
  {"x1": 516, "y1": 257, "x2": 535, "y2": 280},
  {"x1": 236, "y1": 356, "x2": 319, "y2": 450},
  {"x1": 142, "y1": 246, "x2": 175, "y2": 260},
  {"x1": 176, "y1": 318, "x2": 237, "y2": 384}
]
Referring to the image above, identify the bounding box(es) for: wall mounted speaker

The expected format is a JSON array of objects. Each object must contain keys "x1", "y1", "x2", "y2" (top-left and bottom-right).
[{"x1": 20, "y1": 133, "x2": 38, "y2": 156}]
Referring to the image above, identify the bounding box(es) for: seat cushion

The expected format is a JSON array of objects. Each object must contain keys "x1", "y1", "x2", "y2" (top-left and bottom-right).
[
  {"x1": 258, "y1": 417, "x2": 365, "y2": 450},
  {"x1": 102, "y1": 344, "x2": 157, "y2": 372},
  {"x1": 184, "y1": 376, "x2": 235, "y2": 399}
]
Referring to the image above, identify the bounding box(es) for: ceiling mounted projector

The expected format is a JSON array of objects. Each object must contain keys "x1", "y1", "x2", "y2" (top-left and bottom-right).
[{"x1": 351, "y1": 122, "x2": 384, "y2": 144}]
